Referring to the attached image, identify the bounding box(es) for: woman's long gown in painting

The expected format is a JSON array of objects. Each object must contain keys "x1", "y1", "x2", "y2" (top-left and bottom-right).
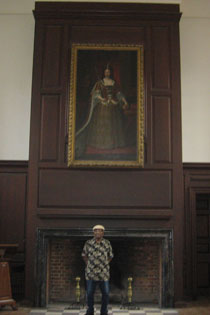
[{"x1": 75, "y1": 76, "x2": 128, "y2": 159}]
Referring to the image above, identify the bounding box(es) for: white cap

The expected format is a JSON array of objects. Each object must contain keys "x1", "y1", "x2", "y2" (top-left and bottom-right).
[{"x1": 93, "y1": 225, "x2": 105, "y2": 231}]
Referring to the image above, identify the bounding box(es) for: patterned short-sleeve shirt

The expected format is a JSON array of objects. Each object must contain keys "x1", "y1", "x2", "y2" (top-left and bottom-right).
[{"x1": 82, "y1": 238, "x2": 114, "y2": 281}]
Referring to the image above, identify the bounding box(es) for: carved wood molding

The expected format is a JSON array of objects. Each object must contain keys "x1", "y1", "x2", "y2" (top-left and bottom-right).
[
  {"x1": 183, "y1": 162, "x2": 210, "y2": 171},
  {"x1": 0, "y1": 161, "x2": 28, "y2": 172},
  {"x1": 33, "y1": 2, "x2": 181, "y2": 22}
]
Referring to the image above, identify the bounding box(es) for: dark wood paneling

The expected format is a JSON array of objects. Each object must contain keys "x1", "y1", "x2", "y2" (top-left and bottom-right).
[
  {"x1": 197, "y1": 263, "x2": 209, "y2": 287},
  {"x1": 152, "y1": 26, "x2": 170, "y2": 90},
  {"x1": 40, "y1": 94, "x2": 60, "y2": 161},
  {"x1": 38, "y1": 169, "x2": 172, "y2": 208},
  {"x1": 27, "y1": 2, "x2": 183, "y2": 304},
  {"x1": 0, "y1": 162, "x2": 28, "y2": 253},
  {"x1": 71, "y1": 26, "x2": 145, "y2": 44},
  {"x1": 34, "y1": 2, "x2": 181, "y2": 21},
  {"x1": 184, "y1": 163, "x2": 210, "y2": 171},
  {"x1": 42, "y1": 25, "x2": 63, "y2": 88},
  {"x1": 183, "y1": 164, "x2": 210, "y2": 298},
  {"x1": 152, "y1": 96, "x2": 171, "y2": 163},
  {"x1": 197, "y1": 215, "x2": 209, "y2": 237}
]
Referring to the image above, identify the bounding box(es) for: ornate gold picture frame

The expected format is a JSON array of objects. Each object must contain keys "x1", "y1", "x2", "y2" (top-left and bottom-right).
[{"x1": 68, "y1": 44, "x2": 144, "y2": 167}]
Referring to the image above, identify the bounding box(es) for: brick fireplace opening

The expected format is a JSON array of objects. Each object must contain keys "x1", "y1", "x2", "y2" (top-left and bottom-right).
[{"x1": 35, "y1": 229, "x2": 173, "y2": 308}]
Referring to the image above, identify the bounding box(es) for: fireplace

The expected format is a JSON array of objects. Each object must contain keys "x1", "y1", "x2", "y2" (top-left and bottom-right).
[{"x1": 35, "y1": 228, "x2": 174, "y2": 308}]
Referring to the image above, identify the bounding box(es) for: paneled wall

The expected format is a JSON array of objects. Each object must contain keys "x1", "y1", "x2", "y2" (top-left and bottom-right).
[
  {"x1": 183, "y1": 164, "x2": 210, "y2": 299},
  {"x1": 26, "y1": 2, "x2": 183, "y2": 304},
  {"x1": 0, "y1": 161, "x2": 28, "y2": 300},
  {"x1": 0, "y1": 161, "x2": 28, "y2": 252}
]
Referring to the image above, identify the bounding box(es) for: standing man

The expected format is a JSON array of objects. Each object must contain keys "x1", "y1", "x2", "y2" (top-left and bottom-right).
[{"x1": 82, "y1": 225, "x2": 113, "y2": 315}]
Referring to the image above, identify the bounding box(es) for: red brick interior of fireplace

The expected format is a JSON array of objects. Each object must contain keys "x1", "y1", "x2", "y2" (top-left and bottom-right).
[{"x1": 47, "y1": 238, "x2": 162, "y2": 305}]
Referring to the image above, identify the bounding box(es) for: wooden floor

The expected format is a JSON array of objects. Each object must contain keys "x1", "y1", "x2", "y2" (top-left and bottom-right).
[
  {"x1": 1, "y1": 299, "x2": 210, "y2": 315},
  {"x1": 178, "y1": 298, "x2": 210, "y2": 315}
]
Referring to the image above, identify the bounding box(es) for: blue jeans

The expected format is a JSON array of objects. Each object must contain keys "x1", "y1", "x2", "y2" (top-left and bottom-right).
[{"x1": 86, "y1": 280, "x2": 109, "y2": 315}]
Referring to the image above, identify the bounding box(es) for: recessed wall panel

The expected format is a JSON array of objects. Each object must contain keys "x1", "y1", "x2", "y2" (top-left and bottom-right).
[
  {"x1": 197, "y1": 263, "x2": 209, "y2": 287},
  {"x1": 71, "y1": 26, "x2": 145, "y2": 43},
  {"x1": 40, "y1": 95, "x2": 60, "y2": 161},
  {"x1": 152, "y1": 96, "x2": 171, "y2": 163},
  {"x1": 38, "y1": 169, "x2": 172, "y2": 209},
  {"x1": 152, "y1": 26, "x2": 170, "y2": 89},
  {"x1": 197, "y1": 215, "x2": 209, "y2": 238},
  {"x1": 42, "y1": 25, "x2": 63, "y2": 88},
  {"x1": 0, "y1": 172, "x2": 27, "y2": 251}
]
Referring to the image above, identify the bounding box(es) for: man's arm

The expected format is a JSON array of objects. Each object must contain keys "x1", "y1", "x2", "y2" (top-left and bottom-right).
[
  {"x1": 108, "y1": 241, "x2": 114, "y2": 263},
  {"x1": 82, "y1": 254, "x2": 88, "y2": 265}
]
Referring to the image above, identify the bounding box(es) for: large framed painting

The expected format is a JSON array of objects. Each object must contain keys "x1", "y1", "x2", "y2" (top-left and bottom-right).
[{"x1": 68, "y1": 43, "x2": 144, "y2": 167}]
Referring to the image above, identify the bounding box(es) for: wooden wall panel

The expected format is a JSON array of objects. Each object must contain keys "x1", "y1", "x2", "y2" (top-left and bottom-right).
[
  {"x1": 0, "y1": 162, "x2": 28, "y2": 253},
  {"x1": 152, "y1": 96, "x2": 171, "y2": 163},
  {"x1": 40, "y1": 95, "x2": 60, "y2": 161},
  {"x1": 71, "y1": 26, "x2": 145, "y2": 44},
  {"x1": 38, "y1": 169, "x2": 172, "y2": 208},
  {"x1": 197, "y1": 263, "x2": 209, "y2": 287},
  {"x1": 152, "y1": 26, "x2": 170, "y2": 90},
  {"x1": 197, "y1": 215, "x2": 209, "y2": 237},
  {"x1": 26, "y1": 2, "x2": 183, "y2": 304},
  {"x1": 42, "y1": 25, "x2": 63, "y2": 88},
  {"x1": 183, "y1": 164, "x2": 210, "y2": 298}
]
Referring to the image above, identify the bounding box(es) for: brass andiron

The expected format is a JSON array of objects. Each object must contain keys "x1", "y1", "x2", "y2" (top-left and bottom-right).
[
  {"x1": 127, "y1": 277, "x2": 133, "y2": 303},
  {"x1": 121, "y1": 276, "x2": 139, "y2": 310},
  {"x1": 67, "y1": 276, "x2": 84, "y2": 309},
  {"x1": 75, "y1": 277, "x2": 81, "y2": 303}
]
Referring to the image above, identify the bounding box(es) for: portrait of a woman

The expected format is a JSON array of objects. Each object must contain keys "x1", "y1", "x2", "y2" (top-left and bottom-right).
[
  {"x1": 76, "y1": 64, "x2": 129, "y2": 159},
  {"x1": 68, "y1": 45, "x2": 144, "y2": 166}
]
